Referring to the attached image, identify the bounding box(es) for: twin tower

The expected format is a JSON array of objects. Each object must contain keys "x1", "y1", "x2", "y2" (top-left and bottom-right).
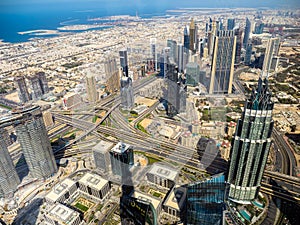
[{"x1": 0, "y1": 105, "x2": 57, "y2": 198}]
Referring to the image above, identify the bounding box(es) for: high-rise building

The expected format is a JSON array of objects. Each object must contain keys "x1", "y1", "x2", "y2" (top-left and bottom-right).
[
  {"x1": 13, "y1": 105, "x2": 57, "y2": 179},
  {"x1": 164, "y1": 47, "x2": 171, "y2": 78},
  {"x1": 262, "y1": 38, "x2": 280, "y2": 77},
  {"x1": 243, "y1": 18, "x2": 251, "y2": 48},
  {"x1": 104, "y1": 58, "x2": 120, "y2": 93},
  {"x1": 183, "y1": 26, "x2": 190, "y2": 52},
  {"x1": 167, "y1": 39, "x2": 178, "y2": 64},
  {"x1": 177, "y1": 44, "x2": 184, "y2": 73},
  {"x1": 85, "y1": 74, "x2": 98, "y2": 103},
  {"x1": 14, "y1": 76, "x2": 30, "y2": 103},
  {"x1": 234, "y1": 27, "x2": 243, "y2": 65},
  {"x1": 120, "y1": 193, "x2": 158, "y2": 225},
  {"x1": 28, "y1": 75, "x2": 44, "y2": 101},
  {"x1": 244, "y1": 43, "x2": 253, "y2": 66},
  {"x1": 185, "y1": 62, "x2": 200, "y2": 86},
  {"x1": 227, "y1": 18, "x2": 235, "y2": 30},
  {"x1": 227, "y1": 77, "x2": 274, "y2": 203},
  {"x1": 36, "y1": 72, "x2": 49, "y2": 95},
  {"x1": 0, "y1": 128, "x2": 20, "y2": 198},
  {"x1": 166, "y1": 62, "x2": 179, "y2": 116},
  {"x1": 120, "y1": 74, "x2": 134, "y2": 109},
  {"x1": 186, "y1": 173, "x2": 225, "y2": 225},
  {"x1": 119, "y1": 49, "x2": 129, "y2": 77},
  {"x1": 209, "y1": 30, "x2": 236, "y2": 94},
  {"x1": 254, "y1": 21, "x2": 264, "y2": 34},
  {"x1": 0, "y1": 128, "x2": 13, "y2": 148},
  {"x1": 150, "y1": 38, "x2": 157, "y2": 71},
  {"x1": 110, "y1": 142, "x2": 134, "y2": 177},
  {"x1": 93, "y1": 140, "x2": 114, "y2": 173},
  {"x1": 189, "y1": 18, "x2": 197, "y2": 53}
]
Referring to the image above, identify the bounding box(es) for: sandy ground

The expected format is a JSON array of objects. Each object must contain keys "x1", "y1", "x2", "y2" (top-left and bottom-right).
[
  {"x1": 135, "y1": 96, "x2": 157, "y2": 107},
  {"x1": 140, "y1": 118, "x2": 153, "y2": 129},
  {"x1": 5, "y1": 91, "x2": 20, "y2": 103},
  {"x1": 239, "y1": 72, "x2": 260, "y2": 81}
]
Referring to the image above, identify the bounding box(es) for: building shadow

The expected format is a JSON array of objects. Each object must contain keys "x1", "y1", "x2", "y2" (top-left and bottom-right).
[
  {"x1": 267, "y1": 178, "x2": 300, "y2": 225},
  {"x1": 196, "y1": 137, "x2": 228, "y2": 175},
  {"x1": 12, "y1": 198, "x2": 43, "y2": 225},
  {"x1": 15, "y1": 153, "x2": 29, "y2": 181}
]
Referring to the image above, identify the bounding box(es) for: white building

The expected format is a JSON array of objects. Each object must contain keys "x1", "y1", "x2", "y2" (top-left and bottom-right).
[
  {"x1": 146, "y1": 164, "x2": 178, "y2": 188},
  {"x1": 45, "y1": 178, "x2": 77, "y2": 204},
  {"x1": 44, "y1": 203, "x2": 82, "y2": 225},
  {"x1": 78, "y1": 173, "x2": 110, "y2": 199}
]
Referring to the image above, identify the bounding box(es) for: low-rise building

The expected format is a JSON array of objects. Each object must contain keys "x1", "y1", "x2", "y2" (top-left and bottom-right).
[
  {"x1": 163, "y1": 186, "x2": 186, "y2": 219},
  {"x1": 44, "y1": 203, "x2": 82, "y2": 225},
  {"x1": 131, "y1": 191, "x2": 162, "y2": 218},
  {"x1": 78, "y1": 172, "x2": 110, "y2": 199},
  {"x1": 45, "y1": 178, "x2": 77, "y2": 204},
  {"x1": 146, "y1": 164, "x2": 178, "y2": 189}
]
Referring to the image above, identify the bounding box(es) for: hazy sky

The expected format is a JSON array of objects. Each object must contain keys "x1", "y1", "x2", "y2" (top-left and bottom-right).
[{"x1": 1, "y1": 0, "x2": 299, "y2": 8}]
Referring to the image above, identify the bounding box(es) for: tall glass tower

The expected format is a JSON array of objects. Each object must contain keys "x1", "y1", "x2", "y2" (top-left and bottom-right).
[
  {"x1": 227, "y1": 77, "x2": 274, "y2": 203},
  {"x1": 13, "y1": 105, "x2": 57, "y2": 179},
  {"x1": 0, "y1": 128, "x2": 20, "y2": 198},
  {"x1": 119, "y1": 49, "x2": 129, "y2": 77},
  {"x1": 209, "y1": 30, "x2": 236, "y2": 94},
  {"x1": 186, "y1": 173, "x2": 225, "y2": 225},
  {"x1": 243, "y1": 18, "x2": 251, "y2": 49}
]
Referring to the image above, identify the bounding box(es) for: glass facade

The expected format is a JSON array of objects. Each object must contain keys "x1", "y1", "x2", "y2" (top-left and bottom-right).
[
  {"x1": 227, "y1": 78, "x2": 274, "y2": 202},
  {"x1": 120, "y1": 195, "x2": 157, "y2": 225},
  {"x1": 186, "y1": 174, "x2": 225, "y2": 225}
]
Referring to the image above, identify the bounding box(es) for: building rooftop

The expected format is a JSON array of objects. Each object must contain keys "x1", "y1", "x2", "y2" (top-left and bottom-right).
[
  {"x1": 131, "y1": 191, "x2": 161, "y2": 211},
  {"x1": 92, "y1": 140, "x2": 114, "y2": 153},
  {"x1": 45, "y1": 178, "x2": 75, "y2": 203},
  {"x1": 148, "y1": 163, "x2": 178, "y2": 181},
  {"x1": 48, "y1": 203, "x2": 80, "y2": 224},
  {"x1": 110, "y1": 142, "x2": 132, "y2": 154},
  {"x1": 164, "y1": 186, "x2": 186, "y2": 211},
  {"x1": 79, "y1": 172, "x2": 109, "y2": 191}
]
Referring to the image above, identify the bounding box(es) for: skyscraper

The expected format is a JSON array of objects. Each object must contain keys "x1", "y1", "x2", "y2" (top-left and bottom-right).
[
  {"x1": 186, "y1": 173, "x2": 225, "y2": 225},
  {"x1": 104, "y1": 57, "x2": 119, "y2": 93},
  {"x1": 262, "y1": 38, "x2": 280, "y2": 77},
  {"x1": 227, "y1": 18, "x2": 235, "y2": 30},
  {"x1": 185, "y1": 62, "x2": 200, "y2": 86},
  {"x1": 243, "y1": 18, "x2": 251, "y2": 49},
  {"x1": 183, "y1": 26, "x2": 190, "y2": 52},
  {"x1": 13, "y1": 105, "x2": 57, "y2": 179},
  {"x1": 150, "y1": 38, "x2": 157, "y2": 71},
  {"x1": 14, "y1": 76, "x2": 30, "y2": 103},
  {"x1": 227, "y1": 77, "x2": 274, "y2": 203},
  {"x1": 120, "y1": 73, "x2": 134, "y2": 109},
  {"x1": 244, "y1": 43, "x2": 253, "y2": 66},
  {"x1": 167, "y1": 39, "x2": 178, "y2": 64},
  {"x1": 209, "y1": 30, "x2": 236, "y2": 94},
  {"x1": 119, "y1": 49, "x2": 129, "y2": 77},
  {"x1": 177, "y1": 44, "x2": 184, "y2": 73},
  {"x1": 189, "y1": 18, "x2": 196, "y2": 53},
  {"x1": 36, "y1": 71, "x2": 49, "y2": 95},
  {"x1": 163, "y1": 47, "x2": 170, "y2": 79},
  {"x1": 85, "y1": 74, "x2": 98, "y2": 103},
  {"x1": 166, "y1": 62, "x2": 179, "y2": 116},
  {"x1": 110, "y1": 142, "x2": 134, "y2": 177},
  {"x1": 234, "y1": 27, "x2": 243, "y2": 65},
  {"x1": 0, "y1": 128, "x2": 20, "y2": 198},
  {"x1": 28, "y1": 75, "x2": 44, "y2": 101}
]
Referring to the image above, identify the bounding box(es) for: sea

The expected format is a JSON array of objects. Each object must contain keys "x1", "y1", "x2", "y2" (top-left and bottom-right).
[{"x1": 0, "y1": 0, "x2": 298, "y2": 43}]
